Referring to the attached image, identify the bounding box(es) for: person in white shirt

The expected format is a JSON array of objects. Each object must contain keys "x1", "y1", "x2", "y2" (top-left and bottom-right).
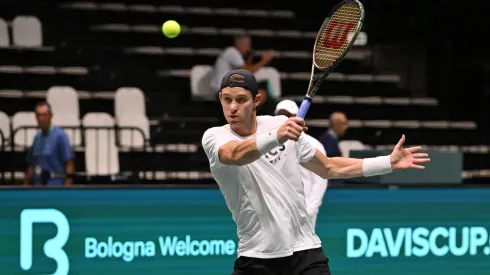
[
  {"x1": 210, "y1": 35, "x2": 274, "y2": 92},
  {"x1": 201, "y1": 69, "x2": 430, "y2": 275},
  {"x1": 274, "y1": 99, "x2": 327, "y2": 229}
]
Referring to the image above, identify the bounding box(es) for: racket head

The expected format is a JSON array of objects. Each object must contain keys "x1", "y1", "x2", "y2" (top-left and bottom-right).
[{"x1": 312, "y1": 0, "x2": 365, "y2": 71}]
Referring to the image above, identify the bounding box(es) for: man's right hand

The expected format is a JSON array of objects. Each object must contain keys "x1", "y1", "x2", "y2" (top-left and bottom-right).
[
  {"x1": 260, "y1": 50, "x2": 275, "y2": 63},
  {"x1": 277, "y1": 117, "x2": 308, "y2": 143}
]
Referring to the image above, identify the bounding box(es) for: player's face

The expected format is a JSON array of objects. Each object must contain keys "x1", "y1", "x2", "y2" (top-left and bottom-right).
[{"x1": 219, "y1": 87, "x2": 260, "y2": 125}]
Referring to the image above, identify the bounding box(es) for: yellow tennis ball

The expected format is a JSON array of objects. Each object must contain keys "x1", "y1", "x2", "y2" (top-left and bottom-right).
[{"x1": 162, "y1": 20, "x2": 180, "y2": 38}]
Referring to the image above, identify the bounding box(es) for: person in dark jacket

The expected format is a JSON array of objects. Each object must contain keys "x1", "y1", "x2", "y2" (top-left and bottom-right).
[{"x1": 319, "y1": 112, "x2": 349, "y2": 185}]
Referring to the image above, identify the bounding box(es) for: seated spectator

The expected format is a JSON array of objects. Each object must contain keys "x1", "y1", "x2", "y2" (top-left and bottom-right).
[
  {"x1": 24, "y1": 102, "x2": 75, "y2": 186},
  {"x1": 210, "y1": 35, "x2": 275, "y2": 110}
]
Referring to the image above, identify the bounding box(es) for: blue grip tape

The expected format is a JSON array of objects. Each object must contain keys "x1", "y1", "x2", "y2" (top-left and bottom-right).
[{"x1": 297, "y1": 99, "x2": 311, "y2": 118}]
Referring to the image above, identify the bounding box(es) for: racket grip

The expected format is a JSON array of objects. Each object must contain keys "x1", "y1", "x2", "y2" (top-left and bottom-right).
[{"x1": 297, "y1": 99, "x2": 311, "y2": 118}]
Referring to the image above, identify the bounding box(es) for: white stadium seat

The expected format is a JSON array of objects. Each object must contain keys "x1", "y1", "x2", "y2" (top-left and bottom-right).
[
  {"x1": 82, "y1": 113, "x2": 119, "y2": 175},
  {"x1": 11, "y1": 112, "x2": 37, "y2": 148},
  {"x1": 47, "y1": 86, "x2": 80, "y2": 118},
  {"x1": 114, "y1": 87, "x2": 149, "y2": 149},
  {"x1": 254, "y1": 66, "x2": 282, "y2": 98},
  {"x1": 339, "y1": 140, "x2": 366, "y2": 158},
  {"x1": 118, "y1": 115, "x2": 149, "y2": 148},
  {"x1": 47, "y1": 86, "x2": 82, "y2": 146},
  {"x1": 53, "y1": 115, "x2": 82, "y2": 147},
  {"x1": 0, "y1": 17, "x2": 10, "y2": 47},
  {"x1": 12, "y1": 15, "x2": 43, "y2": 47},
  {"x1": 114, "y1": 87, "x2": 146, "y2": 119},
  {"x1": 190, "y1": 65, "x2": 215, "y2": 100},
  {"x1": 0, "y1": 111, "x2": 10, "y2": 145}
]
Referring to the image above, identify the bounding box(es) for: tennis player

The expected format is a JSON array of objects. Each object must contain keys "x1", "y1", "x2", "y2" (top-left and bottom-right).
[
  {"x1": 274, "y1": 99, "x2": 327, "y2": 230},
  {"x1": 202, "y1": 69, "x2": 430, "y2": 275}
]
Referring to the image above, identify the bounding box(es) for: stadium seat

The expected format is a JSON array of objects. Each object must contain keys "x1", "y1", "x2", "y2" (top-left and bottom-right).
[
  {"x1": 53, "y1": 116, "x2": 82, "y2": 148},
  {"x1": 47, "y1": 86, "x2": 82, "y2": 146},
  {"x1": 114, "y1": 87, "x2": 149, "y2": 148},
  {"x1": 254, "y1": 66, "x2": 282, "y2": 98},
  {"x1": 12, "y1": 16, "x2": 43, "y2": 47},
  {"x1": 118, "y1": 115, "x2": 150, "y2": 149},
  {"x1": 190, "y1": 65, "x2": 215, "y2": 101},
  {"x1": 0, "y1": 111, "x2": 10, "y2": 146},
  {"x1": 114, "y1": 87, "x2": 145, "y2": 119},
  {"x1": 339, "y1": 140, "x2": 366, "y2": 158},
  {"x1": 82, "y1": 112, "x2": 119, "y2": 176},
  {"x1": 11, "y1": 112, "x2": 37, "y2": 148},
  {"x1": 47, "y1": 86, "x2": 80, "y2": 118},
  {"x1": 0, "y1": 17, "x2": 10, "y2": 47}
]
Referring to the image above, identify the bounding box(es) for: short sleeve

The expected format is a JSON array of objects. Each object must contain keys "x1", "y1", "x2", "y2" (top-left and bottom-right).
[
  {"x1": 201, "y1": 128, "x2": 235, "y2": 169},
  {"x1": 297, "y1": 133, "x2": 317, "y2": 163},
  {"x1": 223, "y1": 47, "x2": 245, "y2": 68},
  {"x1": 58, "y1": 131, "x2": 75, "y2": 162}
]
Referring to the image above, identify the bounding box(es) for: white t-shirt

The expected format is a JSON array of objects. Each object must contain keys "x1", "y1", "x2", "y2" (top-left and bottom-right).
[
  {"x1": 201, "y1": 115, "x2": 321, "y2": 259},
  {"x1": 301, "y1": 134, "x2": 328, "y2": 228},
  {"x1": 210, "y1": 46, "x2": 245, "y2": 91}
]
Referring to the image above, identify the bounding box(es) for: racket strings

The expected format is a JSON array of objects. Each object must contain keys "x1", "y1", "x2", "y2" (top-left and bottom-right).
[{"x1": 315, "y1": 1, "x2": 362, "y2": 69}]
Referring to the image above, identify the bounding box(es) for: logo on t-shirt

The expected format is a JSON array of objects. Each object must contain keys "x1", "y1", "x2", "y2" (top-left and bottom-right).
[{"x1": 264, "y1": 145, "x2": 286, "y2": 165}]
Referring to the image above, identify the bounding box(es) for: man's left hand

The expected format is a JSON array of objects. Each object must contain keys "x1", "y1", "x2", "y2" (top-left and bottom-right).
[{"x1": 390, "y1": 135, "x2": 430, "y2": 171}]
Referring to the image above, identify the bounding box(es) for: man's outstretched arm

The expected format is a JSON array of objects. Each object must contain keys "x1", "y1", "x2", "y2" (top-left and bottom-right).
[{"x1": 301, "y1": 135, "x2": 430, "y2": 179}]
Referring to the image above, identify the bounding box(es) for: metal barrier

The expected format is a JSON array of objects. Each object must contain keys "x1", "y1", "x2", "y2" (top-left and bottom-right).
[
  {"x1": 0, "y1": 129, "x2": 6, "y2": 184},
  {"x1": 1, "y1": 125, "x2": 150, "y2": 185}
]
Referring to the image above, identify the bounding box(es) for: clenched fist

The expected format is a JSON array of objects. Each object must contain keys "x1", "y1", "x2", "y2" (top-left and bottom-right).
[{"x1": 277, "y1": 117, "x2": 308, "y2": 143}]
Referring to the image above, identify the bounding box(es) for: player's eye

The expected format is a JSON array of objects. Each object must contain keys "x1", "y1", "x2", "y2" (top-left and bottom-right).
[{"x1": 236, "y1": 97, "x2": 247, "y2": 103}]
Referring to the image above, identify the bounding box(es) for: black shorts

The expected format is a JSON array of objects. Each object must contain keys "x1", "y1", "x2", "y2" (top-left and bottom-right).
[{"x1": 231, "y1": 247, "x2": 331, "y2": 275}]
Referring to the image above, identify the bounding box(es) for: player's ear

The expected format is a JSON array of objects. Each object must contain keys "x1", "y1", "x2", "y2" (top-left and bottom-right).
[
  {"x1": 218, "y1": 92, "x2": 223, "y2": 101},
  {"x1": 254, "y1": 93, "x2": 262, "y2": 107}
]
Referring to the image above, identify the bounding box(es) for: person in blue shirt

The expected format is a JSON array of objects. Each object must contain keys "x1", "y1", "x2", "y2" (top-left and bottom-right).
[
  {"x1": 318, "y1": 112, "x2": 349, "y2": 185},
  {"x1": 24, "y1": 102, "x2": 75, "y2": 186}
]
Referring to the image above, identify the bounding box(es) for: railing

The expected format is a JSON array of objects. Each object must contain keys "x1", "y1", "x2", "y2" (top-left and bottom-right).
[
  {"x1": 2, "y1": 125, "x2": 490, "y2": 187},
  {"x1": 0, "y1": 125, "x2": 152, "y2": 185},
  {"x1": 0, "y1": 129, "x2": 6, "y2": 184}
]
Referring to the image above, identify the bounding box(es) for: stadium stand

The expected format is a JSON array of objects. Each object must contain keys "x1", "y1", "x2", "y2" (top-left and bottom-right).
[{"x1": 0, "y1": 0, "x2": 488, "y2": 185}]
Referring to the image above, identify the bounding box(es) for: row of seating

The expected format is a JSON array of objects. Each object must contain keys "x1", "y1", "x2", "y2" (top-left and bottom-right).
[
  {"x1": 0, "y1": 16, "x2": 43, "y2": 48},
  {"x1": 97, "y1": 25, "x2": 359, "y2": 46},
  {"x1": 122, "y1": 46, "x2": 372, "y2": 74},
  {"x1": 123, "y1": 46, "x2": 372, "y2": 62},
  {"x1": 0, "y1": 47, "x2": 370, "y2": 74},
  {"x1": 0, "y1": 89, "x2": 439, "y2": 106},
  {"x1": 0, "y1": 86, "x2": 149, "y2": 148},
  {"x1": 0, "y1": 112, "x2": 119, "y2": 176},
  {"x1": 0, "y1": 65, "x2": 88, "y2": 75},
  {"x1": 58, "y1": 2, "x2": 297, "y2": 31},
  {"x1": 59, "y1": 2, "x2": 296, "y2": 17},
  {"x1": 0, "y1": 83, "x2": 475, "y2": 125}
]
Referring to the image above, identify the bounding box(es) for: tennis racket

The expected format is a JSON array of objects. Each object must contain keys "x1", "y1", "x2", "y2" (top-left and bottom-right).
[{"x1": 296, "y1": 0, "x2": 365, "y2": 118}]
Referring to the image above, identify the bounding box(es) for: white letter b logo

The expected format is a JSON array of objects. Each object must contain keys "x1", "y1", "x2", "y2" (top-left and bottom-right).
[{"x1": 20, "y1": 209, "x2": 70, "y2": 275}]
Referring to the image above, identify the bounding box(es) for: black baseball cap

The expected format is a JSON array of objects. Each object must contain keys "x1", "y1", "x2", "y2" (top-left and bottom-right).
[{"x1": 219, "y1": 69, "x2": 258, "y2": 96}]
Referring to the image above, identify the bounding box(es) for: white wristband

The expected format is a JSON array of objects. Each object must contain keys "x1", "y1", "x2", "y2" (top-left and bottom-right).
[
  {"x1": 256, "y1": 129, "x2": 281, "y2": 154},
  {"x1": 362, "y1": 155, "x2": 393, "y2": 177}
]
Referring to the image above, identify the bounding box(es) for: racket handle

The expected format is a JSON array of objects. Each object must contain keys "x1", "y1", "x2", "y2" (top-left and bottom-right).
[{"x1": 297, "y1": 99, "x2": 311, "y2": 118}]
